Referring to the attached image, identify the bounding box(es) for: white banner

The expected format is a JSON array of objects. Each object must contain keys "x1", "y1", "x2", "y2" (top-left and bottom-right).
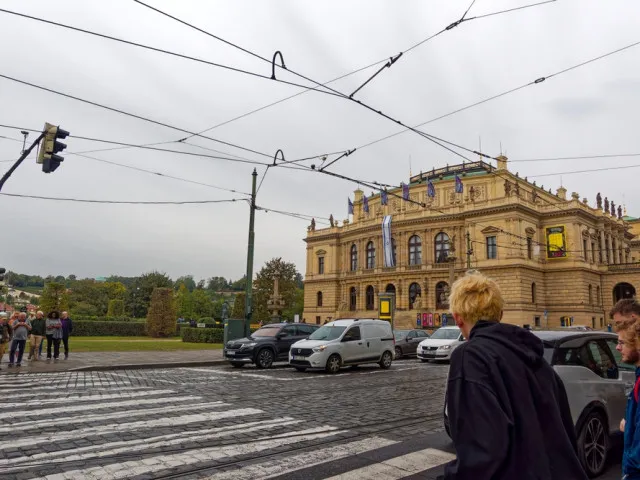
[{"x1": 382, "y1": 215, "x2": 394, "y2": 267}]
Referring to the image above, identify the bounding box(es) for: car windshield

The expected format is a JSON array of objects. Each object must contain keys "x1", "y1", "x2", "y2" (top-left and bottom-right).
[
  {"x1": 251, "y1": 327, "x2": 280, "y2": 337},
  {"x1": 308, "y1": 325, "x2": 347, "y2": 341},
  {"x1": 394, "y1": 331, "x2": 409, "y2": 340},
  {"x1": 430, "y1": 328, "x2": 460, "y2": 340}
]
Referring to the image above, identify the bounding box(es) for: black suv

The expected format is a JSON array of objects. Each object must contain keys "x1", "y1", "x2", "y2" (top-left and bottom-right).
[{"x1": 225, "y1": 323, "x2": 320, "y2": 368}]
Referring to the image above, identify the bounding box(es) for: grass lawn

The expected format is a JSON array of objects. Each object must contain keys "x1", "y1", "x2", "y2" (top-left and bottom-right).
[{"x1": 70, "y1": 337, "x2": 223, "y2": 352}]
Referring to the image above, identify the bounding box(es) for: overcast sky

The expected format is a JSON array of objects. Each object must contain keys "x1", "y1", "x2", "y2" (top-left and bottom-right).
[{"x1": 1, "y1": 0, "x2": 639, "y2": 281}]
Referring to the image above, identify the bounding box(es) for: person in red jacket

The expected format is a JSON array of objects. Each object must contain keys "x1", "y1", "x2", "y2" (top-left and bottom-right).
[{"x1": 441, "y1": 271, "x2": 587, "y2": 480}]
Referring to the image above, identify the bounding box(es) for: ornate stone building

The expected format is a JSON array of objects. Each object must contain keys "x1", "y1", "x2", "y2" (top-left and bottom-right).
[{"x1": 303, "y1": 157, "x2": 640, "y2": 329}]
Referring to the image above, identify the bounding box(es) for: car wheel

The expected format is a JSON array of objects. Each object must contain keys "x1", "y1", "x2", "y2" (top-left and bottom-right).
[
  {"x1": 394, "y1": 347, "x2": 403, "y2": 359},
  {"x1": 325, "y1": 354, "x2": 341, "y2": 374},
  {"x1": 256, "y1": 349, "x2": 274, "y2": 369},
  {"x1": 379, "y1": 351, "x2": 392, "y2": 369},
  {"x1": 230, "y1": 362, "x2": 244, "y2": 368},
  {"x1": 577, "y1": 411, "x2": 609, "y2": 478},
  {"x1": 294, "y1": 367, "x2": 307, "y2": 372}
]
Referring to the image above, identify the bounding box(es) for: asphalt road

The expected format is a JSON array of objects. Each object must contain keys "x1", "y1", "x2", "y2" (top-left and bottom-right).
[{"x1": 0, "y1": 359, "x2": 624, "y2": 479}]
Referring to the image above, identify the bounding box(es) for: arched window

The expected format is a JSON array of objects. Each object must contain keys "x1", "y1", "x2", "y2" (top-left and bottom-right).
[
  {"x1": 613, "y1": 282, "x2": 636, "y2": 303},
  {"x1": 385, "y1": 284, "x2": 396, "y2": 295},
  {"x1": 408, "y1": 235, "x2": 422, "y2": 265},
  {"x1": 350, "y1": 244, "x2": 358, "y2": 271},
  {"x1": 409, "y1": 283, "x2": 422, "y2": 309},
  {"x1": 435, "y1": 233, "x2": 450, "y2": 263},
  {"x1": 531, "y1": 283, "x2": 536, "y2": 304},
  {"x1": 366, "y1": 241, "x2": 375, "y2": 269},
  {"x1": 365, "y1": 285, "x2": 375, "y2": 310},
  {"x1": 588, "y1": 284, "x2": 592, "y2": 305},
  {"x1": 436, "y1": 281, "x2": 449, "y2": 309},
  {"x1": 349, "y1": 287, "x2": 357, "y2": 311},
  {"x1": 317, "y1": 291, "x2": 323, "y2": 307}
]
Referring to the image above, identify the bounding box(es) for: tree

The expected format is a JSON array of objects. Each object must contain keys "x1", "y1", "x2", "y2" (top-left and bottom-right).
[
  {"x1": 175, "y1": 283, "x2": 193, "y2": 319},
  {"x1": 231, "y1": 292, "x2": 245, "y2": 319},
  {"x1": 252, "y1": 258, "x2": 301, "y2": 322},
  {"x1": 146, "y1": 287, "x2": 176, "y2": 337},
  {"x1": 207, "y1": 277, "x2": 229, "y2": 292},
  {"x1": 230, "y1": 276, "x2": 247, "y2": 291},
  {"x1": 282, "y1": 288, "x2": 304, "y2": 321},
  {"x1": 196, "y1": 279, "x2": 205, "y2": 290},
  {"x1": 125, "y1": 272, "x2": 173, "y2": 318},
  {"x1": 191, "y1": 289, "x2": 212, "y2": 318},
  {"x1": 40, "y1": 282, "x2": 70, "y2": 314},
  {"x1": 107, "y1": 299, "x2": 125, "y2": 316},
  {"x1": 174, "y1": 275, "x2": 196, "y2": 292}
]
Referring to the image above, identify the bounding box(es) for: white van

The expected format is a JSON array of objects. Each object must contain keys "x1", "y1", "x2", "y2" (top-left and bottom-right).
[{"x1": 289, "y1": 319, "x2": 394, "y2": 374}]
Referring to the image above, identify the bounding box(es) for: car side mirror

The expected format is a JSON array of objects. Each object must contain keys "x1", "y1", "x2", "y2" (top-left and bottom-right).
[{"x1": 406, "y1": 337, "x2": 411, "y2": 342}]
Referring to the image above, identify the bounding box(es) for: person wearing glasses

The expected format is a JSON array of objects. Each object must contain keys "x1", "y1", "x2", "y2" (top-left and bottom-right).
[{"x1": 611, "y1": 299, "x2": 640, "y2": 480}]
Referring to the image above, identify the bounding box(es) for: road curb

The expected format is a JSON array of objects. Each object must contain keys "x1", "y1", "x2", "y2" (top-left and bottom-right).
[{"x1": 68, "y1": 359, "x2": 228, "y2": 372}]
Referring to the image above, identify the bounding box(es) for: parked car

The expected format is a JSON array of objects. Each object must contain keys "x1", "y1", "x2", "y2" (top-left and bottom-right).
[
  {"x1": 394, "y1": 329, "x2": 430, "y2": 358},
  {"x1": 289, "y1": 318, "x2": 394, "y2": 373},
  {"x1": 416, "y1": 326, "x2": 465, "y2": 362},
  {"x1": 443, "y1": 330, "x2": 635, "y2": 478},
  {"x1": 224, "y1": 323, "x2": 320, "y2": 368}
]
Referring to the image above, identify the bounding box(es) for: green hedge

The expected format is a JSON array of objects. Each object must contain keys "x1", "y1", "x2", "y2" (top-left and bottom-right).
[
  {"x1": 73, "y1": 320, "x2": 147, "y2": 336},
  {"x1": 71, "y1": 315, "x2": 145, "y2": 323},
  {"x1": 181, "y1": 327, "x2": 223, "y2": 343},
  {"x1": 181, "y1": 327, "x2": 257, "y2": 343}
]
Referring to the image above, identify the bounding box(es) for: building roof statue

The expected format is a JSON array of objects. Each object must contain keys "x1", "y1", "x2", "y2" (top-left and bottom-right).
[
  {"x1": 329, "y1": 214, "x2": 334, "y2": 227},
  {"x1": 618, "y1": 205, "x2": 623, "y2": 219},
  {"x1": 611, "y1": 201, "x2": 616, "y2": 217},
  {"x1": 604, "y1": 197, "x2": 609, "y2": 212},
  {"x1": 596, "y1": 192, "x2": 602, "y2": 210}
]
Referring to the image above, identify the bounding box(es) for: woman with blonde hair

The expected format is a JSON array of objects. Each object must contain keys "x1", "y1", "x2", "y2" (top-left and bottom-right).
[{"x1": 441, "y1": 270, "x2": 586, "y2": 479}]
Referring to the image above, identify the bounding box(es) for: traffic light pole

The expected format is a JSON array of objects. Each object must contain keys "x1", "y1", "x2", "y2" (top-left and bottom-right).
[
  {"x1": 0, "y1": 133, "x2": 44, "y2": 193},
  {"x1": 243, "y1": 169, "x2": 258, "y2": 337}
]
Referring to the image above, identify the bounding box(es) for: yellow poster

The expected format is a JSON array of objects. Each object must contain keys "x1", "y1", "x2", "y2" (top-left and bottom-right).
[{"x1": 546, "y1": 225, "x2": 567, "y2": 259}]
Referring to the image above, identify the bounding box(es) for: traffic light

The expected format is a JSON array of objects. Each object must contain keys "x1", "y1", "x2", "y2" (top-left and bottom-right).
[
  {"x1": 37, "y1": 122, "x2": 69, "y2": 173},
  {"x1": 0, "y1": 268, "x2": 5, "y2": 282}
]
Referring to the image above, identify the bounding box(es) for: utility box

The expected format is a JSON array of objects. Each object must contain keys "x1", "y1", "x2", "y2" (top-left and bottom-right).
[
  {"x1": 378, "y1": 293, "x2": 396, "y2": 330},
  {"x1": 223, "y1": 318, "x2": 246, "y2": 350}
]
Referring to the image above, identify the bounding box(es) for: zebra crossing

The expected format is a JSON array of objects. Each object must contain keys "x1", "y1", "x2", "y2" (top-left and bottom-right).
[{"x1": 0, "y1": 370, "x2": 456, "y2": 479}]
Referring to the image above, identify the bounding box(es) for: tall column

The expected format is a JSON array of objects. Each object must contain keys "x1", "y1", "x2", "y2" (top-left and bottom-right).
[{"x1": 600, "y1": 230, "x2": 606, "y2": 264}]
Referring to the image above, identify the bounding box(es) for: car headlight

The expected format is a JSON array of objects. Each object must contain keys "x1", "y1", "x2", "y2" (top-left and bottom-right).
[
  {"x1": 438, "y1": 345, "x2": 451, "y2": 350},
  {"x1": 313, "y1": 345, "x2": 328, "y2": 352},
  {"x1": 241, "y1": 342, "x2": 257, "y2": 348}
]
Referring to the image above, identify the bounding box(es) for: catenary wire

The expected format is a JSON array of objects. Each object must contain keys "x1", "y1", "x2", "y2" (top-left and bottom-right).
[
  {"x1": 70, "y1": 152, "x2": 252, "y2": 196},
  {"x1": 355, "y1": 38, "x2": 640, "y2": 152},
  {"x1": 511, "y1": 153, "x2": 640, "y2": 162},
  {"x1": 0, "y1": 74, "x2": 276, "y2": 160},
  {"x1": 0, "y1": 9, "x2": 346, "y2": 101},
  {"x1": 0, "y1": 192, "x2": 244, "y2": 205}
]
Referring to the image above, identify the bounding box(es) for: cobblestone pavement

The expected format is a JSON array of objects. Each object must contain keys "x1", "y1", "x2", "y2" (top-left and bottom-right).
[{"x1": 0, "y1": 360, "x2": 623, "y2": 479}]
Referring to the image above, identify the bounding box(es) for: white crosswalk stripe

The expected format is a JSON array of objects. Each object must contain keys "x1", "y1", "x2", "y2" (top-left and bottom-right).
[{"x1": 0, "y1": 389, "x2": 174, "y2": 407}]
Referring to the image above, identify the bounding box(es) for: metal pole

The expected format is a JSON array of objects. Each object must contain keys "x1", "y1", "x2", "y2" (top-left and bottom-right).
[
  {"x1": 244, "y1": 169, "x2": 258, "y2": 337},
  {"x1": 0, "y1": 132, "x2": 45, "y2": 192},
  {"x1": 466, "y1": 231, "x2": 472, "y2": 269}
]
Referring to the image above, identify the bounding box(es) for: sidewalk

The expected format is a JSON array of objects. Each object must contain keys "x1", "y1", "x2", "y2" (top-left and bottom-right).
[{"x1": 0, "y1": 349, "x2": 226, "y2": 374}]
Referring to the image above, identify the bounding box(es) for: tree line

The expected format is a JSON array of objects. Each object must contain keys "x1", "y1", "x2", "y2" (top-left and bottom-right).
[{"x1": 3, "y1": 258, "x2": 304, "y2": 322}]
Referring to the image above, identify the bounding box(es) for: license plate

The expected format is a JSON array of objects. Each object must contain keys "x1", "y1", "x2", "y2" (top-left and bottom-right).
[
  {"x1": 291, "y1": 355, "x2": 305, "y2": 361},
  {"x1": 226, "y1": 351, "x2": 235, "y2": 356}
]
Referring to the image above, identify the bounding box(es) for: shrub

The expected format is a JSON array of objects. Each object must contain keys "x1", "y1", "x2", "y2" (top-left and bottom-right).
[
  {"x1": 69, "y1": 315, "x2": 145, "y2": 323},
  {"x1": 107, "y1": 299, "x2": 125, "y2": 317},
  {"x1": 73, "y1": 320, "x2": 146, "y2": 336},
  {"x1": 181, "y1": 327, "x2": 223, "y2": 343},
  {"x1": 147, "y1": 287, "x2": 176, "y2": 338}
]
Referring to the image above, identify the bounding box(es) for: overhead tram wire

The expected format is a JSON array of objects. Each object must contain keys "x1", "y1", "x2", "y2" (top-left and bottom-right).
[
  {"x1": 0, "y1": 192, "x2": 244, "y2": 205},
  {"x1": 0, "y1": 124, "x2": 272, "y2": 167},
  {"x1": 355, "y1": 37, "x2": 640, "y2": 152},
  {"x1": 70, "y1": 151, "x2": 252, "y2": 196},
  {"x1": 0, "y1": 9, "x2": 346, "y2": 102},
  {"x1": 132, "y1": 0, "x2": 556, "y2": 167},
  {"x1": 0, "y1": 74, "x2": 276, "y2": 162},
  {"x1": 511, "y1": 152, "x2": 640, "y2": 162}
]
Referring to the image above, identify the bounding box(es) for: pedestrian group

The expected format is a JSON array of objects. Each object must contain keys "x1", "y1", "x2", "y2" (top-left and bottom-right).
[{"x1": 0, "y1": 310, "x2": 73, "y2": 368}]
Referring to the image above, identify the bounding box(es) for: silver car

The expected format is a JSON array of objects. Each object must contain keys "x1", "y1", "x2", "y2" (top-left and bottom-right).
[{"x1": 444, "y1": 330, "x2": 634, "y2": 478}]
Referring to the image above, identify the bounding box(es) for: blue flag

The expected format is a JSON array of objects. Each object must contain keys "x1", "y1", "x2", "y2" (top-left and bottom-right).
[
  {"x1": 363, "y1": 195, "x2": 369, "y2": 214},
  {"x1": 427, "y1": 180, "x2": 435, "y2": 198},
  {"x1": 455, "y1": 175, "x2": 463, "y2": 194},
  {"x1": 348, "y1": 198, "x2": 354, "y2": 215},
  {"x1": 381, "y1": 189, "x2": 388, "y2": 206},
  {"x1": 402, "y1": 182, "x2": 409, "y2": 200}
]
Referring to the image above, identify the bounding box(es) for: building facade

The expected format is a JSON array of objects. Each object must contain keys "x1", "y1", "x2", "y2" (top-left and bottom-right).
[{"x1": 303, "y1": 157, "x2": 640, "y2": 329}]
